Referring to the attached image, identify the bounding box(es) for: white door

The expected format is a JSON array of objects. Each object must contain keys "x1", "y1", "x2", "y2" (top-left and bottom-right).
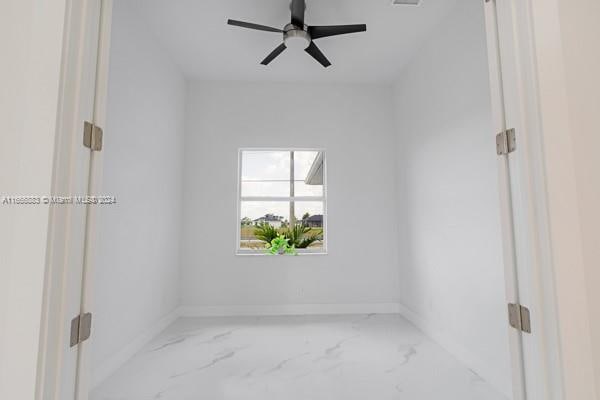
[
  {"x1": 485, "y1": 1, "x2": 527, "y2": 398},
  {"x1": 486, "y1": 1, "x2": 564, "y2": 399},
  {"x1": 36, "y1": 1, "x2": 111, "y2": 399},
  {"x1": 74, "y1": 1, "x2": 112, "y2": 398}
]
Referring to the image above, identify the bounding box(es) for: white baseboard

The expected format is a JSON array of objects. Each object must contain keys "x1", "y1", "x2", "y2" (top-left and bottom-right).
[
  {"x1": 91, "y1": 309, "x2": 179, "y2": 389},
  {"x1": 177, "y1": 303, "x2": 401, "y2": 317},
  {"x1": 397, "y1": 304, "x2": 511, "y2": 398}
]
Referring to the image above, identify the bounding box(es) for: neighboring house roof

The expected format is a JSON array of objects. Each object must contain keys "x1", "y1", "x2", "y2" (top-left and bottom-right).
[
  {"x1": 254, "y1": 214, "x2": 283, "y2": 222},
  {"x1": 304, "y1": 151, "x2": 324, "y2": 185},
  {"x1": 303, "y1": 215, "x2": 323, "y2": 222}
]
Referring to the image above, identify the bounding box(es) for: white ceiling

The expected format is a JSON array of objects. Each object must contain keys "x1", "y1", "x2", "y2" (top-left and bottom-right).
[{"x1": 126, "y1": 0, "x2": 458, "y2": 83}]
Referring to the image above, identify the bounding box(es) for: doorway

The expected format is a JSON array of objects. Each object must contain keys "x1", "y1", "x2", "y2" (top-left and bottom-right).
[{"x1": 39, "y1": 1, "x2": 563, "y2": 399}]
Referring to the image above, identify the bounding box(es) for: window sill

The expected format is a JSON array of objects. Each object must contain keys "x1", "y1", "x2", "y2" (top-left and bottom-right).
[{"x1": 236, "y1": 250, "x2": 328, "y2": 257}]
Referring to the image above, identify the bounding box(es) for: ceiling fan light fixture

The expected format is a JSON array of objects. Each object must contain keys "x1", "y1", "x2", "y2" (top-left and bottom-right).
[{"x1": 284, "y1": 28, "x2": 311, "y2": 50}]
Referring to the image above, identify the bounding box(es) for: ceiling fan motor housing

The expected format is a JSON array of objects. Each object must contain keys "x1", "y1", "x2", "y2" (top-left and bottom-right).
[{"x1": 283, "y1": 23, "x2": 311, "y2": 50}]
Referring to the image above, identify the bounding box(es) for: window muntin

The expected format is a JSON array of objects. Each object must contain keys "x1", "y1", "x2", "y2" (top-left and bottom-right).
[{"x1": 238, "y1": 149, "x2": 326, "y2": 254}]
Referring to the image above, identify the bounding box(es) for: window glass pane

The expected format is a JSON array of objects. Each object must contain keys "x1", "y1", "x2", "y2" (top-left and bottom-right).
[
  {"x1": 293, "y1": 201, "x2": 324, "y2": 227},
  {"x1": 241, "y1": 181, "x2": 290, "y2": 197},
  {"x1": 239, "y1": 201, "x2": 324, "y2": 251},
  {"x1": 241, "y1": 151, "x2": 291, "y2": 197},
  {"x1": 240, "y1": 201, "x2": 289, "y2": 250},
  {"x1": 292, "y1": 201, "x2": 325, "y2": 251},
  {"x1": 294, "y1": 181, "x2": 323, "y2": 197},
  {"x1": 294, "y1": 151, "x2": 319, "y2": 179},
  {"x1": 294, "y1": 151, "x2": 323, "y2": 197},
  {"x1": 242, "y1": 151, "x2": 290, "y2": 181}
]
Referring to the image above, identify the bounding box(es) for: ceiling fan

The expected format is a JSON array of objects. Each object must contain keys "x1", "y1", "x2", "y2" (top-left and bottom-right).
[{"x1": 227, "y1": 0, "x2": 367, "y2": 68}]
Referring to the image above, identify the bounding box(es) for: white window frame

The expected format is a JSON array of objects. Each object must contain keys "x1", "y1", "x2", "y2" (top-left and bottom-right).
[{"x1": 236, "y1": 148, "x2": 328, "y2": 256}]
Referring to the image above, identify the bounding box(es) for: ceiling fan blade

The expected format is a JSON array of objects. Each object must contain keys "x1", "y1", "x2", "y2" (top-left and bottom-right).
[
  {"x1": 305, "y1": 42, "x2": 331, "y2": 68},
  {"x1": 261, "y1": 43, "x2": 287, "y2": 65},
  {"x1": 227, "y1": 19, "x2": 283, "y2": 33},
  {"x1": 291, "y1": 0, "x2": 306, "y2": 27},
  {"x1": 308, "y1": 24, "x2": 367, "y2": 40}
]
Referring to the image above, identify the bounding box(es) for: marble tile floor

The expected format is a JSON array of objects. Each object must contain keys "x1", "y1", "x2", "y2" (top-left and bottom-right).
[{"x1": 91, "y1": 314, "x2": 509, "y2": 400}]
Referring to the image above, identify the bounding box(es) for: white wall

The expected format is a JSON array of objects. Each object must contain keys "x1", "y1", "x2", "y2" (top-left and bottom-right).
[
  {"x1": 556, "y1": 0, "x2": 600, "y2": 393},
  {"x1": 180, "y1": 81, "x2": 400, "y2": 312},
  {"x1": 91, "y1": 0, "x2": 186, "y2": 384},
  {"x1": 393, "y1": 0, "x2": 511, "y2": 395},
  {"x1": 0, "y1": 1, "x2": 67, "y2": 399}
]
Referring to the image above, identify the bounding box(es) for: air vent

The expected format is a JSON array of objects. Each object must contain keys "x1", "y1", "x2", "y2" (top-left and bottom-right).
[{"x1": 391, "y1": 0, "x2": 420, "y2": 5}]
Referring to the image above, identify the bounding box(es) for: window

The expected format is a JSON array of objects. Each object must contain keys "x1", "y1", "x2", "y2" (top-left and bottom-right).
[{"x1": 237, "y1": 149, "x2": 327, "y2": 255}]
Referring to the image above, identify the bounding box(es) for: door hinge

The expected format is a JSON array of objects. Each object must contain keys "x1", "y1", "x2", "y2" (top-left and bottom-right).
[
  {"x1": 83, "y1": 121, "x2": 103, "y2": 151},
  {"x1": 508, "y1": 303, "x2": 531, "y2": 334},
  {"x1": 496, "y1": 128, "x2": 516, "y2": 155},
  {"x1": 70, "y1": 312, "x2": 93, "y2": 347}
]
